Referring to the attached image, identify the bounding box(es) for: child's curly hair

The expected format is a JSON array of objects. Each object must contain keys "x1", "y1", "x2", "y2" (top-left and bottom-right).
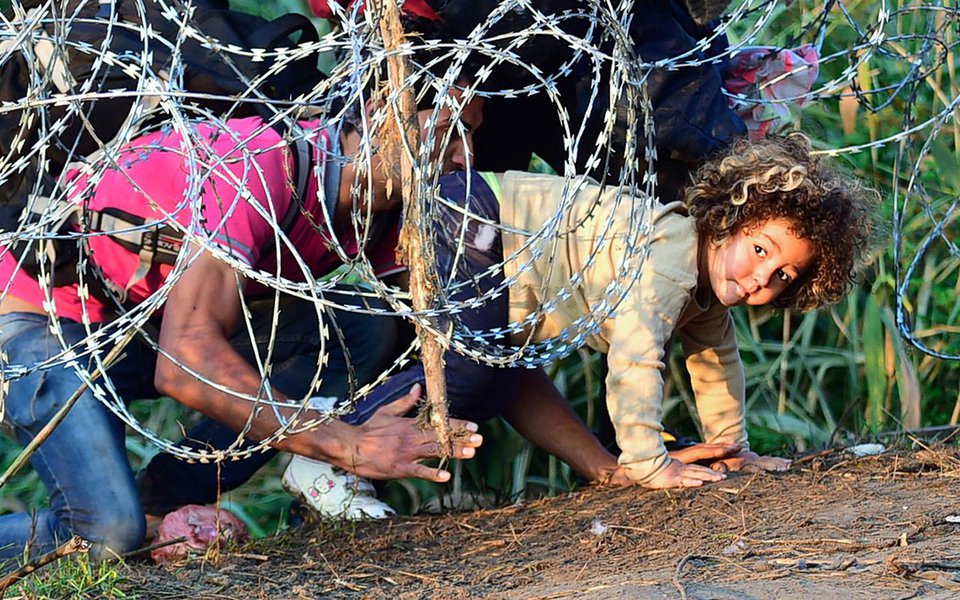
[{"x1": 684, "y1": 133, "x2": 880, "y2": 312}]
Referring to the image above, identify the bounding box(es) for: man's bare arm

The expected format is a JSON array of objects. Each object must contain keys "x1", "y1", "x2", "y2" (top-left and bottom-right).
[
  {"x1": 154, "y1": 248, "x2": 481, "y2": 482},
  {"x1": 502, "y1": 368, "x2": 618, "y2": 483}
]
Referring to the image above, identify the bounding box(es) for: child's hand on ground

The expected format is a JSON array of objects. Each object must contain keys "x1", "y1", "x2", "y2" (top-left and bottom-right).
[
  {"x1": 668, "y1": 442, "x2": 741, "y2": 465},
  {"x1": 641, "y1": 458, "x2": 726, "y2": 489},
  {"x1": 590, "y1": 443, "x2": 741, "y2": 486},
  {"x1": 710, "y1": 450, "x2": 791, "y2": 473}
]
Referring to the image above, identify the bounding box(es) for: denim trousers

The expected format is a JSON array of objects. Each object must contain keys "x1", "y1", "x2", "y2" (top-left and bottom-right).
[
  {"x1": 0, "y1": 293, "x2": 399, "y2": 569},
  {"x1": 0, "y1": 312, "x2": 157, "y2": 567}
]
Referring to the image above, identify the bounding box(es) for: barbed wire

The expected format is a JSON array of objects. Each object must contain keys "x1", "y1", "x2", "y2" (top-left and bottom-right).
[{"x1": 0, "y1": 0, "x2": 957, "y2": 461}]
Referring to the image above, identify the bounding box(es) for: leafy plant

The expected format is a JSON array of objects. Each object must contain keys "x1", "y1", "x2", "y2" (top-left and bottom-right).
[{"x1": 8, "y1": 554, "x2": 129, "y2": 599}]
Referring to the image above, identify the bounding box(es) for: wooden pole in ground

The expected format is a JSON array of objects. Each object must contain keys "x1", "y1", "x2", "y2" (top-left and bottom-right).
[{"x1": 373, "y1": 0, "x2": 453, "y2": 458}]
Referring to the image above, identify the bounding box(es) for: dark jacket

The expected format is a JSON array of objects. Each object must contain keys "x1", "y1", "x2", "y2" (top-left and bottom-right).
[{"x1": 415, "y1": 0, "x2": 746, "y2": 198}]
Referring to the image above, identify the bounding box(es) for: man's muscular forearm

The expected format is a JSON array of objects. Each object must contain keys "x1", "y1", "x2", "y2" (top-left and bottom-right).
[
  {"x1": 154, "y1": 320, "x2": 347, "y2": 462},
  {"x1": 155, "y1": 249, "x2": 482, "y2": 482}
]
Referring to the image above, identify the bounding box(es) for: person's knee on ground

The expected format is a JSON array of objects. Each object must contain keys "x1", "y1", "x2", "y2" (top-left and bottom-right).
[
  {"x1": 76, "y1": 497, "x2": 146, "y2": 560},
  {"x1": 21, "y1": 482, "x2": 147, "y2": 562}
]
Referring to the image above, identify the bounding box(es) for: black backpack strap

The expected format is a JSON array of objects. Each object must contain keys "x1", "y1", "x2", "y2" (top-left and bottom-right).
[
  {"x1": 88, "y1": 207, "x2": 183, "y2": 299},
  {"x1": 259, "y1": 134, "x2": 314, "y2": 259},
  {"x1": 246, "y1": 13, "x2": 320, "y2": 53},
  {"x1": 281, "y1": 135, "x2": 313, "y2": 233},
  {"x1": 248, "y1": 13, "x2": 322, "y2": 102}
]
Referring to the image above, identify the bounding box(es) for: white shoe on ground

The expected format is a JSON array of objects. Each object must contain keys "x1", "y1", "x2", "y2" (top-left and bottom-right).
[
  {"x1": 282, "y1": 455, "x2": 396, "y2": 520},
  {"x1": 281, "y1": 396, "x2": 394, "y2": 520}
]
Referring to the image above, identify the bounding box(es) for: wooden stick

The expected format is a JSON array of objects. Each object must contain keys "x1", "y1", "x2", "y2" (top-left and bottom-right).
[
  {"x1": 0, "y1": 535, "x2": 90, "y2": 594},
  {"x1": 672, "y1": 552, "x2": 696, "y2": 600},
  {"x1": 373, "y1": 0, "x2": 453, "y2": 457},
  {"x1": 120, "y1": 536, "x2": 188, "y2": 560},
  {"x1": 792, "y1": 448, "x2": 837, "y2": 465}
]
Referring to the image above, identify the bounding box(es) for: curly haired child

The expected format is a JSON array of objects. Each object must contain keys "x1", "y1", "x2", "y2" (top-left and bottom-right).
[
  {"x1": 498, "y1": 132, "x2": 880, "y2": 487},
  {"x1": 317, "y1": 132, "x2": 880, "y2": 491}
]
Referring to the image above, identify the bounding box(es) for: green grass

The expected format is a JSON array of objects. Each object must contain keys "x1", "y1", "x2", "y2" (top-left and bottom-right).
[{"x1": 6, "y1": 554, "x2": 130, "y2": 600}]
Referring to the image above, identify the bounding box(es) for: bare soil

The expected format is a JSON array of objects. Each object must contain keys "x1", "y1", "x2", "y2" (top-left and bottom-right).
[{"x1": 125, "y1": 448, "x2": 960, "y2": 599}]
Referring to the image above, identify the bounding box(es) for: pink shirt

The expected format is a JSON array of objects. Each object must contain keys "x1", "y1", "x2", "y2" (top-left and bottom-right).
[{"x1": 0, "y1": 117, "x2": 400, "y2": 323}]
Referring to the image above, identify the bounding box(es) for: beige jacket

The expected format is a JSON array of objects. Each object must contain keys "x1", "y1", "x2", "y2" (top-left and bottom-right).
[{"x1": 499, "y1": 171, "x2": 748, "y2": 483}]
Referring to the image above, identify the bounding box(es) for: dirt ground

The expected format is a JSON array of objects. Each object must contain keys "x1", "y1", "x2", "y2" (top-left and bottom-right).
[{"x1": 125, "y1": 447, "x2": 960, "y2": 600}]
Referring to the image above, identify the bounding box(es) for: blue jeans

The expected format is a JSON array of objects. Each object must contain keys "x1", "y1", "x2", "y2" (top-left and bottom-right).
[
  {"x1": 0, "y1": 313, "x2": 156, "y2": 567},
  {"x1": 0, "y1": 292, "x2": 399, "y2": 569}
]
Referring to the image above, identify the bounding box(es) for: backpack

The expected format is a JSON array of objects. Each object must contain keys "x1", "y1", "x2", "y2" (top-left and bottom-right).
[{"x1": 0, "y1": 0, "x2": 325, "y2": 293}]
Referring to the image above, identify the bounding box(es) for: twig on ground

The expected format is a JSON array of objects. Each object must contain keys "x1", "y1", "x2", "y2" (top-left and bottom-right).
[
  {"x1": 605, "y1": 524, "x2": 678, "y2": 540},
  {"x1": 230, "y1": 552, "x2": 269, "y2": 561},
  {"x1": 767, "y1": 557, "x2": 869, "y2": 570},
  {"x1": 508, "y1": 523, "x2": 523, "y2": 546},
  {"x1": 359, "y1": 562, "x2": 441, "y2": 583},
  {"x1": 792, "y1": 448, "x2": 838, "y2": 465},
  {"x1": 744, "y1": 536, "x2": 857, "y2": 546},
  {"x1": 0, "y1": 535, "x2": 90, "y2": 594},
  {"x1": 454, "y1": 520, "x2": 481, "y2": 532},
  {"x1": 121, "y1": 536, "x2": 188, "y2": 559},
  {"x1": 673, "y1": 552, "x2": 698, "y2": 600}
]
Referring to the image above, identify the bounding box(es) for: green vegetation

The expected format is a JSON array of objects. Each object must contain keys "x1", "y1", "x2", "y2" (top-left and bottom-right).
[
  {"x1": 729, "y1": 0, "x2": 960, "y2": 452},
  {"x1": 6, "y1": 554, "x2": 129, "y2": 599}
]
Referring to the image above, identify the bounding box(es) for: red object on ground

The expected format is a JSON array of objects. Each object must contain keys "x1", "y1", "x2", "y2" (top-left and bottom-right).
[
  {"x1": 308, "y1": 0, "x2": 441, "y2": 21},
  {"x1": 150, "y1": 505, "x2": 250, "y2": 563}
]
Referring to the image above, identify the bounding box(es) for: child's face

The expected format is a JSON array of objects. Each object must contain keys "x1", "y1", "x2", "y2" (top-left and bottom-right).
[{"x1": 702, "y1": 218, "x2": 815, "y2": 307}]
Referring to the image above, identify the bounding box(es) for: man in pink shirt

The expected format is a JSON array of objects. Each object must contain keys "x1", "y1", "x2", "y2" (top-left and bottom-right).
[{"x1": 0, "y1": 86, "x2": 485, "y2": 565}]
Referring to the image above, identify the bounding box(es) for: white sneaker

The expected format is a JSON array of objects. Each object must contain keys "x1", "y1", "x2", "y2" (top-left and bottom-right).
[
  {"x1": 282, "y1": 396, "x2": 396, "y2": 520},
  {"x1": 282, "y1": 456, "x2": 396, "y2": 520}
]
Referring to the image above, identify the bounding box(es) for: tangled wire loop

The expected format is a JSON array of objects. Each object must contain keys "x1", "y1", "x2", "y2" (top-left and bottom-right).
[{"x1": 0, "y1": 0, "x2": 956, "y2": 460}]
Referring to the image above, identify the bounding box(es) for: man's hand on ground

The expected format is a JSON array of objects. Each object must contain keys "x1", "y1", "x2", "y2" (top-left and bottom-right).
[{"x1": 331, "y1": 383, "x2": 483, "y2": 483}]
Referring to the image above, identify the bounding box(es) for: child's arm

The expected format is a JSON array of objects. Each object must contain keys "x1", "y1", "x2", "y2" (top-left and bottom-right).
[
  {"x1": 679, "y1": 307, "x2": 749, "y2": 450},
  {"x1": 600, "y1": 215, "x2": 726, "y2": 487},
  {"x1": 501, "y1": 368, "x2": 742, "y2": 485},
  {"x1": 680, "y1": 306, "x2": 790, "y2": 472},
  {"x1": 605, "y1": 321, "x2": 726, "y2": 488}
]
